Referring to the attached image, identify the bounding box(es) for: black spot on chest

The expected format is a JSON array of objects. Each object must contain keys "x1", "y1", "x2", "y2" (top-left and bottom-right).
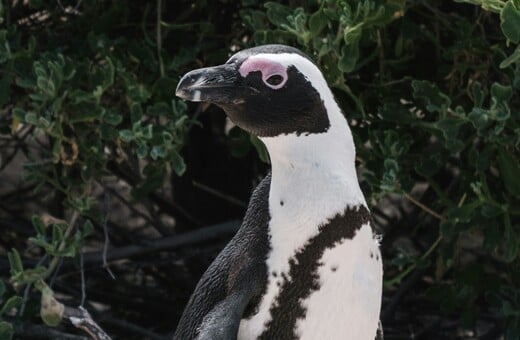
[{"x1": 259, "y1": 205, "x2": 372, "y2": 340}]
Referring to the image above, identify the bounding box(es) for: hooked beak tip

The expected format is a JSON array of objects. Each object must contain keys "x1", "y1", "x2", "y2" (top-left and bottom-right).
[
  {"x1": 175, "y1": 72, "x2": 206, "y2": 102},
  {"x1": 175, "y1": 64, "x2": 238, "y2": 103}
]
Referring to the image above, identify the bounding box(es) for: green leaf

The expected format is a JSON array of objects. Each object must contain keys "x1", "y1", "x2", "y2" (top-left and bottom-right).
[
  {"x1": 343, "y1": 24, "x2": 362, "y2": 45},
  {"x1": 171, "y1": 99, "x2": 187, "y2": 118},
  {"x1": 380, "y1": 158, "x2": 399, "y2": 192},
  {"x1": 24, "y1": 112, "x2": 38, "y2": 125},
  {"x1": 338, "y1": 43, "x2": 360, "y2": 73},
  {"x1": 150, "y1": 145, "x2": 166, "y2": 160},
  {"x1": 142, "y1": 124, "x2": 153, "y2": 140},
  {"x1": 0, "y1": 321, "x2": 13, "y2": 340},
  {"x1": 126, "y1": 83, "x2": 151, "y2": 103},
  {"x1": 119, "y1": 130, "x2": 134, "y2": 142},
  {"x1": 264, "y1": 2, "x2": 292, "y2": 27},
  {"x1": 468, "y1": 108, "x2": 489, "y2": 130},
  {"x1": 36, "y1": 77, "x2": 55, "y2": 97},
  {"x1": 435, "y1": 119, "x2": 464, "y2": 151},
  {"x1": 498, "y1": 147, "x2": 520, "y2": 197},
  {"x1": 447, "y1": 201, "x2": 479, "y2": 224},
  {"x1": 491, "y1": 83, "x2": 513, "y2": 103},
  {"x1": 104, "y1": 112, "x2": 123, "y2": 125},
  {"x1": 481, "y1": 203, "x2": 504, "y2": 218},
  {"x1": 250, "y1": 134, "x2": 269, "y2": 163},
  {"x1": 309, "y1": 9, "x2": 327, "y2": 36},
  {"x1": 132, "y1": 163, "x2": 167, "y2": 198},
  {"x1": 500, "y1": 45, "x2": 520, "y2": 68},
  {"x1": 0, "y1": 296, "x2": 22, "y2": 316},
  {"x1": 412, "y1": 80, "x2": 451, "y2": 113},
  {"x1": 501, "y1": 1, "x2": 520, "y2": 43},
  {"x1": 40, "y1": 286, "x2": 63, "y2": 327},
  {"x1": 29, "y1": 237, "x2": 53, "y2": 252},
  {"x1": 52, "y1": 224, "x2": 65, "y2": 246},
  {"x1": 471, "y1": 81, "x2": 485, "y2": 107},
  {"x1": 171, "y1": 149, "x2": 186, "y2": 176},
  {"x1": 503, "y1": 212, "x2": 518, "y2": 262},
  {"x1": 136, "y1": 142, "x2": 148, "y2": 159},
  {"x1": 69, "y1": 103, "x2": 104, "y2": 123},
  {"x1": 7, "y1": 249, "x2": 23, "y2": 276},
  {"x1": 130, "y1": 103, "x2": 143, "y2": 122},
  {"x1": 147, "y1": 102, "x2": 170, "y2": 116},
  {"x1": 82, "y1": 220, "x2": 94, "y2": 238},
  {"x1": 32, "y1": 215, "x2": 46, "y2": 235},
  {"x1": 12, "y1": 108, "x2": 26, "y2": 122}
]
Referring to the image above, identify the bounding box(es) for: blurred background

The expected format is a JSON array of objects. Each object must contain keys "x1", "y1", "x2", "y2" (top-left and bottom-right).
[{"x1": 0, "y1": 0, "x2": 519, "y2": 339}]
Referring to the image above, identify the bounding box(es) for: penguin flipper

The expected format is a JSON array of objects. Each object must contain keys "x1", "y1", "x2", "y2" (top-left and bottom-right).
[
  {"x1": 173, "y1": 174, "x2": 271, "y2": 340},
  {"x1": 193, "y1": 277, "x2": 259, "y2": 340}
]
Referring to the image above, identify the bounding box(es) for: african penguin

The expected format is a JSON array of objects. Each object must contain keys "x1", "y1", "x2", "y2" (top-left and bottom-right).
[{"x1": 174, "y1": 44, "x2": 383, "y2": 340}]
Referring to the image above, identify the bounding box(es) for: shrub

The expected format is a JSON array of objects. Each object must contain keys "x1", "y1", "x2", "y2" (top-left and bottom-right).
[{"x1": 0, "y1": 0, "x2": 518, "y2": 338}]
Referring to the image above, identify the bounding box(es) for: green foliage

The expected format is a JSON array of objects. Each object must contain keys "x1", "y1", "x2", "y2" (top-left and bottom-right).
[
  {"x1": 0, "y1": 280, "x2": 20, "y2": 340},
  {"x1": 0, "y1": 0, "x2": 519, "y2": 337},
  {"x1": 0, "y1": 0, "x2": 200, "y2": 332}
]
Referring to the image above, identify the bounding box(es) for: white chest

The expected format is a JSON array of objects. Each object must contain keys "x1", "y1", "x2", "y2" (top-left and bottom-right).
[{"x1": 238, "y1": 221, "x2": 382, "y2": 340}]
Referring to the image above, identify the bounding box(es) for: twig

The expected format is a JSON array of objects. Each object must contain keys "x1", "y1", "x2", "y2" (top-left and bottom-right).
[
  {"x1": 381, "y1": 267, "x2": 426, "y2": 322},
  {"x1": 102, "y1": 193, "x2": 116, "y2": 280},
  {"x1": 101, "y1": 315, "x2": 167, "y2": 340},
  {"x1": 156, "y1": 0, "x2": 165, "y2": 77},
  {"x1": 377, "y1": 29, "x2": 385, "y2": 83},
  {"x1": 192, "y1": 181, "x2": 247, "y2": 208},
  {"x1": 81, "y1": 220, "x2": 240, "y2": 265},
  {"x1": 403, "y1": 192, "x2": 446, "y2": 221},
  {"x1": 49, "y1": 257, "x2": 64, "y2": 288},
  {"x1": 66, "y1": 306, "x2": 111, "y2": 340},
  {"x1": 43, "y1": 210, "x2": 81, "y2": 279},
  {"x1": 14, "y1": 321, "x2": 89, "y2": 339},
  {"x1": 384, "y1": 234, "x2": 442, "y2": 287},
  {"x1": 20, "y1": 254, "x2": 48, "y2": 316},
  {"x1": 80, "y1": 250, "x2": 86, "y2": 306}
]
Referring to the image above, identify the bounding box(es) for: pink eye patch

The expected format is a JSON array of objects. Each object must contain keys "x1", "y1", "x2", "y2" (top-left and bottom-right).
[{"x1": 239, "y1": 58, "x2": 288, "y2": 89}]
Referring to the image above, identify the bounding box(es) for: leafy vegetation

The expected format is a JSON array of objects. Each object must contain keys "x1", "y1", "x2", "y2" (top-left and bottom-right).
[{"x1": 0, "y1": 0, "x2": 518, "y2": 338}]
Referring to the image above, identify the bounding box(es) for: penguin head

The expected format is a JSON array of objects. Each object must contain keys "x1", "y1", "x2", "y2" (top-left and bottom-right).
[{"x1": 176, "y1": 45, "x2": 332, "y2": 138}]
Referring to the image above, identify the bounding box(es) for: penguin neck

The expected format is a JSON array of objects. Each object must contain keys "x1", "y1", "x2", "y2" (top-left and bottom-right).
[{"x1": 260, "y1": 106, "x2": 367, "y2": 210}]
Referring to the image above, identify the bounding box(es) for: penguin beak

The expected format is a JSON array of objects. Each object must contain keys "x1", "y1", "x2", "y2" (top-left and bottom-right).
[{"x1": 175, "y1": 64, "x2": 241, "y2": 104}]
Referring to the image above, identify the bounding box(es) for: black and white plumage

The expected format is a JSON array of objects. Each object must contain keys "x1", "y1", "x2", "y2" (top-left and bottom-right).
[{"x1": 174, "y1": 45, "x2": 383, "y2": 340}]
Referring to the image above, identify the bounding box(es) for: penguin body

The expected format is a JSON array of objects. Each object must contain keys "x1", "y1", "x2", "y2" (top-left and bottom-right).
[
  {"x1": 173, "y1": 174, "x2": 271, "y2": 340},
  {"x1": 175, "y1": 45, "x2": 383, "y2": 340}
]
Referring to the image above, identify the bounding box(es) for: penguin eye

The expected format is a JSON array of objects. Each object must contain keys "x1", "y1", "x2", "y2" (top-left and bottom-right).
[{"x1": 264, "y1": 74, "x2": 286, "y2": 89}]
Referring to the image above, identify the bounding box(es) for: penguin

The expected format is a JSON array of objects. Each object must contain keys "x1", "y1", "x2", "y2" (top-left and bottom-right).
[{"x1": 174, "y1": 45, "x2": 383, "y2": 340}]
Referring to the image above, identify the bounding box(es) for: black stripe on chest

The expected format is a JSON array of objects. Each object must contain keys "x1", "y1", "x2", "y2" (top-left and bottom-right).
[{"x1": 259, "y1": 205, "x2": 371, "y2": 340}]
